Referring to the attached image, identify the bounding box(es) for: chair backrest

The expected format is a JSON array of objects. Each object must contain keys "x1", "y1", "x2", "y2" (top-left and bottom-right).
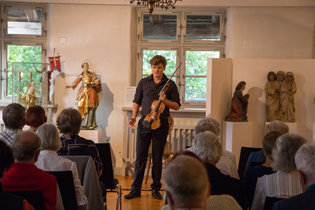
[
  {"x1": 250, "y1": 161, "x2": 265, "y2": 167},
  {"x1": 95, "y1": 143, "x2": 116, "y2": 190},
  {"x1": 9, "y1": 190, "x2": 46, "y2": 210},
  {"x1": 46, "y1": 171, "x2": 77, "y2": 210},
  {"x1": 264, "y1": 197, "x2": 285, "y2": 210},
  {"x1": 238, "y1": 147, "x2": 262, "y2": 177}
]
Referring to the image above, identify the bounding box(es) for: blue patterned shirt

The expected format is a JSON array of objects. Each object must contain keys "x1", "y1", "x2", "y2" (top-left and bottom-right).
[
  {"x1": 0, "y1": 128, "x2": 20, "y2": 145},
  {"x1": 58, "y1": 134, "x2": 103, "y2": 172}
]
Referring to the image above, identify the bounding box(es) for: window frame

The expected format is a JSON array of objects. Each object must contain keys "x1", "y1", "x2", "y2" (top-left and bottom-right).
[
  {"x1": 1, "y1": 3, "x2": 47, "y2": 39},
  {"x1": 136, "y1": 8, "x2": 226, "y2": 108},
  {"x1": 0, "y1": 3, "x2": 47, "y2": 101}
]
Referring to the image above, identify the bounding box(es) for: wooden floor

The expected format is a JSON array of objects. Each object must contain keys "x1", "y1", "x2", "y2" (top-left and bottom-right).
[{"x1": 106, "y1": 175, "x2": 166, "y2": 210}]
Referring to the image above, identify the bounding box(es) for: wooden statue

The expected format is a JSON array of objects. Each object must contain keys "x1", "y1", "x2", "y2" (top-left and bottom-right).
[
  {"x1": 225, "y1": 81, "x2": 249, "y2": 122},
  {"x1": 265, "y1": 71, "x2": 280, "y2": 122}
]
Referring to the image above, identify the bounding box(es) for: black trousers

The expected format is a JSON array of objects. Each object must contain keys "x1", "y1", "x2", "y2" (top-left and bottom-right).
[{"x1": 131, "y1": 117, "x2": 169, "y2": 191}]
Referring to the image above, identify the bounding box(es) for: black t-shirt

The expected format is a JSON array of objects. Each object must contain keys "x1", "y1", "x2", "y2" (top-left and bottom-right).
[{"x1": 133, "y1": 74, "x2": 181, "y2": 118}]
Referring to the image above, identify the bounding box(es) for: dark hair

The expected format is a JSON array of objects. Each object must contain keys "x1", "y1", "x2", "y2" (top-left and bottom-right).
[
  {"x1": 262, "y1": 131, "x2": 283, "y2": 160},
  {"x1": 56, "y1": 108, "x2": 82, "y2": 134},
  {"x1": 235, "y1": 81, "x2": 246, "y2": 91},
  {"x1": 267, "y1": 71, "x2": 276, "y2": 81},
  {"x1": 149, "y1": 55, "x2": 167, "y2": 67},
  {"x1": 0, "y1": 141, "x2": 14, "y2": 178},
  {"x1": 3, "y1": 103, "x2": 25, "y2": 129},
  {"x1": 25, "y1": 106, "x2": 47, "y2": 128}
]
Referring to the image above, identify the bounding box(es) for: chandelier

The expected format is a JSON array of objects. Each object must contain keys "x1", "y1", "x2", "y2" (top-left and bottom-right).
[{"x1": 130, "y1": 0, "x2": 181, "y2": 14}]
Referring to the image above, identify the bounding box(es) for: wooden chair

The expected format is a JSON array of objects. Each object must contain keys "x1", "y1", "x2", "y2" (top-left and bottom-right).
[
  {"x1": 46, "y1": 171, "x2": 77, "y2": 210},
  {"x1": 145, "y1": 141, "x2": 174, "y2": 184},
  {"x1": 9, "y1": 190, "x2": 46, "y2": 210}
]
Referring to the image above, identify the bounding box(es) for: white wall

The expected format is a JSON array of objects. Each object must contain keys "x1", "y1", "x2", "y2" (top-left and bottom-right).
[
  {"x1": 226, "y1": 7, "x2": 315, "y2": 59},
  {"x1": 48, "y1": 4, "x2": 134, "y2": 168}
]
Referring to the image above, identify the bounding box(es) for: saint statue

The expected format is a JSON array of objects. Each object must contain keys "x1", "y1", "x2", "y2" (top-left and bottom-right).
[
  {"x1": 265, "y1": 71, "x2": 297, "y2": 123},
  {"x1": 265, "y1": 71, "x2": 280, "y2": 122},
  {"x1": 66, "y1": 61, "x2": 102, "y2": 129},
  {"x1": 21, "y1": 80, "x2": 39, "y2": 109},
  {"x1": 278, "y1": 72, "x2": 296, "y2": 122},
  {"x1": 225, "y1": 81, "x2": 250, "y2": 121}
]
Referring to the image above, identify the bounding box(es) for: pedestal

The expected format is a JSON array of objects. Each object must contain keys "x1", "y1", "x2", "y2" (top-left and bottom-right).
[
  {"x1": 265, "y1": 122, "x2": 297, "y2": 134},
  {"x1": 223, "y1": 121, "x2": 253, "y2": 166},
  {"x1": 79, "y1": 127, "x2": 102, "y2": 143}
]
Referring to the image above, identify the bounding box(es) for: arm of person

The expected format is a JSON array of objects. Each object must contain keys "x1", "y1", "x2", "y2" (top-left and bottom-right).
[
  {"x1": 128, "y1": 102, "x2": 140, "y2": 127},
  {"x1": 160, "y1": 93, "x2": 180, "y2": 110}
]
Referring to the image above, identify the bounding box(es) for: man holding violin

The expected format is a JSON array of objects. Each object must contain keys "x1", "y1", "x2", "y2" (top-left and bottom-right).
[{"x1": 124, "y1": 55, "x2": 181, "y2": 200}]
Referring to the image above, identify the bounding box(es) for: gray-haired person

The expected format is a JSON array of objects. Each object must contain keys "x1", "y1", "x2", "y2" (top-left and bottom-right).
[
  {"x1": 35, "y1": 123, "x2": 87, "y2": 209},
  {"x1": 192, "y1": 131, "x2": 245, "y2": 209},
  {"x1": 251, "y1": 133, "x2": 306, "y2": 210},
  {"x1": 272, "y1": 143, "x2": 315, "y2": 210}
]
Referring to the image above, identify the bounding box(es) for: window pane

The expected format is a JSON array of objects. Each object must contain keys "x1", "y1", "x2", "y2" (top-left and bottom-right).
[
  {"x1": 7, "y1": 45, "x2": 42, "y2": 96},
  {"x1": 7, "y1": 8, "x2": 42, "y2": 35},
  {"x1": 143, "y1": 14, "x2": 177, "y2": 40},
  {"x1": 186, "y1": 15, "x2": 220, "y2": 40},
  {"x1": 185, "y1": 51, "x2": 220, "y2": 76},
  {"x1": 142, "y1": 50, "x2": 177, "y2": 76},
  {"x1": 185, "y1": 77, "x2": 207, "y2": 102}
]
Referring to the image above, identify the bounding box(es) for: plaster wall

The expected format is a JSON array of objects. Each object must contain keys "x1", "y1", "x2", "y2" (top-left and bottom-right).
[
  {"x1": 48, "y1": 4, "x2": 133, "y2": 169},
  {"x1": 226, "y1": 7, "x2": 315, "y2": 59}
]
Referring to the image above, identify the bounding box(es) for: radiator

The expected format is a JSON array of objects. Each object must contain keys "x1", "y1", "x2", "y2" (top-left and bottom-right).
[{"x1": 123, "y1": 125, "x2": 195, "y2": 175}]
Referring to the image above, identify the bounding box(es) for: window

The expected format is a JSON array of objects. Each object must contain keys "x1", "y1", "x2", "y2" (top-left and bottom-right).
[
  {"x1": 0, "y1": 3, "x2": 47, "y2": 101},
  {"x1": 136, "y1": 8, "x2": 226, "y2": 107}
]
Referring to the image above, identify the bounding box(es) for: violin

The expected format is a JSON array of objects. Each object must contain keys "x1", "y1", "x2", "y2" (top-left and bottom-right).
[
  {"x1": 143, "y1": 83, "x2": 170, "y2": 129},
  {"x1": 142, "y1": 62, "x2": 182, "y2": 130}
]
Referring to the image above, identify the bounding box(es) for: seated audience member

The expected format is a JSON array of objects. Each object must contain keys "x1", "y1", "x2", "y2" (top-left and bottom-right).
[
  {"x1": 164, "y1": 153, "x2": 209, "y2": 210},
  {"x1": 35, "y1": 123, "x2": 87, "y2": 209},
  {"x1": 251, "y1": 134, "x2": 306, "y2": 210},
  {"x1": 2, "y1": 131, "x2": 57, "y2": 210},
  {"x1": 242, "y1": 131, "x2": 282, "y2": 208},
  {"x1": 273, "y1": 143, "x2": 315, "y2": 210},
  {"x1": 56, "y1": 108, "x2": 103, "y2": 178},
  {"x1": 25, "y1": 105, "x2": 47, "y2": 132},
  {"x1": 244, "y1": 120, "x2": 289, "y2": 172},
  {"x1": 191, "y1": 118, "x2": 239, "y2": 179},
  {"x1": 162, "y1": 151, "x2": 242, "y2": 210},
  {"x1": 192, "y1": 131, "x2": 245, "y2": 209},
  {"x1": 0, "y1": 103, "x2": 25, "y2": 145},
  {"x1": 0, "y1": 140, "x2": 34, "y2": 210}
]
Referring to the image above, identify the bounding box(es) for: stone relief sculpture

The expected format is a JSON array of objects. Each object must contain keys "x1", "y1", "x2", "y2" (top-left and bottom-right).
[
  {"x1": 66, "y1": 61, "x2": 103, "y2": 129},
  {"x1": 265, "y1": 71, "x2": 297, "y2": 122},
  {"x1": 225, "y1": 81, "x2": 250, "y2": 121},
  {"x1": 265, "y1": 71, "x2": 280, "y2": 122}
]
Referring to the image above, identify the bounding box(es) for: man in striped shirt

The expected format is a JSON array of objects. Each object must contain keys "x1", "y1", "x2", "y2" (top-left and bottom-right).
[{"x1": 0, "y1": 103, "x2": 25, "y2": 145}]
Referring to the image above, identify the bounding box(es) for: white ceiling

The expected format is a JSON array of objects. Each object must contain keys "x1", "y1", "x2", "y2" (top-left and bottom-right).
[{"x1": 9, "y1": 0, "x2": 315, "y2": 7}]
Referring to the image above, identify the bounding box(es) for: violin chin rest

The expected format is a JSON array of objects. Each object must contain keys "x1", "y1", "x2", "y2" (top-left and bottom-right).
[{"x1": 142, "y1": 120, "x2": 151, "y2": 129}]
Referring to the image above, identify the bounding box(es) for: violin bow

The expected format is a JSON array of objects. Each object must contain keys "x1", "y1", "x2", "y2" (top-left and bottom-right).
[{"x1": 158, "y1": 62, "x2": 182, "y2": 96}]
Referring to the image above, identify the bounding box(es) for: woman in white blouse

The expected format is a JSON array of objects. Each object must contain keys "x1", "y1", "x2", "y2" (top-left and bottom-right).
[
  {"x1": 251, "y1": 133, "x2": 306, "y2": 210},
  {"x1": 35, "y1": 123, "x2": 88, "y2": 209}
]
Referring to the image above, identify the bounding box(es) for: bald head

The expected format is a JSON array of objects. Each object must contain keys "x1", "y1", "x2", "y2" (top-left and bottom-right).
[{"x1": 12, "y1": 131, "x2": 41, "y2": 162}]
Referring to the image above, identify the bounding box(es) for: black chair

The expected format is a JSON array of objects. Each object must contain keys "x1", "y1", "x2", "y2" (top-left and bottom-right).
[
  {"x1": 9, "y1": 190, "x2": 46, "y2": 210},
  {"x1": 264, "y1": 196, "x2": 285, "y2": 210},
  {"x1": 238, "y1": 147, "x2": 262, "y2": 177},
  {"x1": 250, "y1": 161, "x2": 265, "y2": 167},
  {"x1": 47, "y1": 171, "x2": 77, "y2": 210},
  {"x1": 95, "y1": 143, "x2": 116, "y2": 190}
]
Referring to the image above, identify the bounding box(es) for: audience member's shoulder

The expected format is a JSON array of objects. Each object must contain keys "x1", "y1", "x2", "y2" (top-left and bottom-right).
[
  {"x1": 207, "y1": 195, "x2": 242, "y2": 210},
  {"x1": 76, "y1": 135, "x2": 95, "y2": 145}
]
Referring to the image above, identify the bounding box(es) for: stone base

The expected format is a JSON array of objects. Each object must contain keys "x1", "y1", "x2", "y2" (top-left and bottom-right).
[
  {"x1": 79, "y1": 127, "x2": 102, "y2": 143},
  {"x1": 223, "y1": 121, "x2": 253, "y2": 166}
]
